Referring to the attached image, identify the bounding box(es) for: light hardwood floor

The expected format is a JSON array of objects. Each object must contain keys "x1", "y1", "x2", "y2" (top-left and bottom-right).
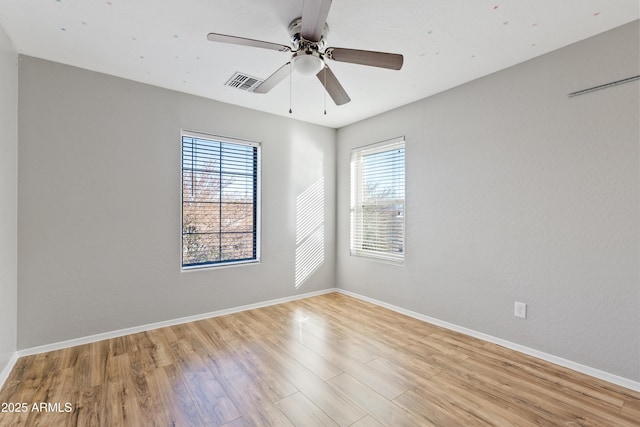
[{"x1": 1, "y1": 292, "x2": 638, "y2": 426}]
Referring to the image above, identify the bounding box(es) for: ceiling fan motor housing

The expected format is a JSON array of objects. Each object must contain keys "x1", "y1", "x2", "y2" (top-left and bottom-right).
[{"x1": 288, "y1": 17, "x2": 328, "y2": 53}]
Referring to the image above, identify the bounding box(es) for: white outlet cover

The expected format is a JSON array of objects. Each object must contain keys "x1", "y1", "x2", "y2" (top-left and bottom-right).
[{"x1": 514, "y1": 302, "x2": 527, "y2": 319}]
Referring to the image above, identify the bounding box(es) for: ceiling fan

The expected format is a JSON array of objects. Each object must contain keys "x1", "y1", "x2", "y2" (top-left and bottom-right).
[{"x1": 207, "y1": 0, "x2": 403, "y2": 106}]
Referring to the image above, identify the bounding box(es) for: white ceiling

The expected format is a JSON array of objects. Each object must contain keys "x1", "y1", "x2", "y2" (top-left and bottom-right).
[{"x1": 0, "y1": 0, "x2": 638, "y2": 128}]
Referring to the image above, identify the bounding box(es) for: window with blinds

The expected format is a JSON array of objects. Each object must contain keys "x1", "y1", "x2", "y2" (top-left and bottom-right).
[
  {"x1": 350, "y1": 137, "x2": 405, "y2": 264},
  {"x1": 181, "y1": 132, "x2": 260, "y2": 269}
]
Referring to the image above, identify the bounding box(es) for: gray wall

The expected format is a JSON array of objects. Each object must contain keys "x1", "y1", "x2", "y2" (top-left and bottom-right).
[
  {"x1": 0, "y1": 23, "x2": 18, "y2": 375},
  {"x1": 336, "y1": 21, "x2": 640, "y2": 381},
  {"x1": 18, "y1": 56, "x2": 336, "y2": 349}
]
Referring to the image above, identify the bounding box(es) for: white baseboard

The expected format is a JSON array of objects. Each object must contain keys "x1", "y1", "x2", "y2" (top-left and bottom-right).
[
  {"x1": 337, "y1": 289, "x2": 640, "y2": 393},
  {"x1": 17, "y1": 288, "x2": 338, "y2": 358},
  {"x1": 0, "y1": 352, "x2": 19, "y2": 389}
]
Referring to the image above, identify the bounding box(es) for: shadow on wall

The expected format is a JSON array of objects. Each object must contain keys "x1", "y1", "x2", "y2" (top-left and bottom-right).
[{"x1": 295, "y1": 177, "x2": 325, "y2": 288}]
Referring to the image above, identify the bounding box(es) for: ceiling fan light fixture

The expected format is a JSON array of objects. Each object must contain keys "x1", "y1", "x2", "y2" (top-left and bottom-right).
[{"x1": 292, "y1": 53, "x2": 324, "y2": 75}]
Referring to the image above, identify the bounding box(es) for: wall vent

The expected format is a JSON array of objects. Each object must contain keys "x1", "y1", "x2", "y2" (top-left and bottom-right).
[{"x1": 225, "y1": 72, "x2": 263, "y2": 92}]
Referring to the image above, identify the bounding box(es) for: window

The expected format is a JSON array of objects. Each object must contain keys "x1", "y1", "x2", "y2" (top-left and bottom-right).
[
  {"x1": 350, "y1": 137, "x2": 405, "y2": 263},
  {"x1": 181, "y1": 132, "x2": 260, "y2": 269}
]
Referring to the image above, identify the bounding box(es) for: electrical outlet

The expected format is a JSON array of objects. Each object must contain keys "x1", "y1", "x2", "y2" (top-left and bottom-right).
[{"x1": 514, "y1": 301, "x2": 527, "y2": 319}]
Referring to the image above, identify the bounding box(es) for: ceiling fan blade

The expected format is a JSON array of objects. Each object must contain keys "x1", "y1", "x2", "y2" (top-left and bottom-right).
[
  {"x1": 301, "y1": 0, "x2": 332, "y2": 42},
  {"x1": 326, "y1": 47, "x2": 403, "y2": 70},
  {"x1": 316, "y1": 65, "x2": 351, "y2": 105},
  {"x1": 254, "y1": 62, "x2": 291, "y2": 94},
  {"x1": 207, "y1": 33, "x2": 291, "y2": 52}
]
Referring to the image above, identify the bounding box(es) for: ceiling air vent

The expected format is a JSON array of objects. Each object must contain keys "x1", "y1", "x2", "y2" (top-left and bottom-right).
[{"x1": 225, "y1": 72, "x2": 263, "y2": 92}]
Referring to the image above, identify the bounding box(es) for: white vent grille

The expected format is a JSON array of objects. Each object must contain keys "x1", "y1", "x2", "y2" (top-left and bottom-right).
[{"x1": 225, "y1": 72, "x2": 263, "y2": 92}]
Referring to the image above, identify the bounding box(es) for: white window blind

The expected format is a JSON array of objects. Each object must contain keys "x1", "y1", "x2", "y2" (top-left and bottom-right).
[
  {"x1": 181, "y1": 132, "x2": 260, "y2": 269},
  {"x1": 350, "y1": 137, "x2": 405, "y2": 263}
]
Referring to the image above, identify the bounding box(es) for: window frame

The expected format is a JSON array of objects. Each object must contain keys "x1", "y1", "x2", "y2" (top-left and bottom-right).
[
  {"x1": 180, "y1": 130, "x2": 261, "y2": 271},
  {"x1": 350, "y1": 136, "x2": 406, "y2": 264}
]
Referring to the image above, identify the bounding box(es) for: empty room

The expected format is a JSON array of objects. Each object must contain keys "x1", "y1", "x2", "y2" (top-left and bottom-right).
[{"x1": 1, "y1": 0, "x2": 639, "y2": 425}]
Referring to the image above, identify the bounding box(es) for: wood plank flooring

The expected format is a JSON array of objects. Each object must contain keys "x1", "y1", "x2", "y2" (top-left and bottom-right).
[{"x1": 1, "y1": 292, "x2": 638, "y2": 426}]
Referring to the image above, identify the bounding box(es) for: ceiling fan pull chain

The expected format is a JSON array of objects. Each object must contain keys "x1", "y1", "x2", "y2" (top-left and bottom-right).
[{"x1": 289, "y1": 62, "x2": 293, "y2": 114}]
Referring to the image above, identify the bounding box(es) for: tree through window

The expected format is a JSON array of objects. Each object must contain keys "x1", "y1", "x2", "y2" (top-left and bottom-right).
[{"x1": 182, "y1": 132, "x2": 260, "y2": 268}]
